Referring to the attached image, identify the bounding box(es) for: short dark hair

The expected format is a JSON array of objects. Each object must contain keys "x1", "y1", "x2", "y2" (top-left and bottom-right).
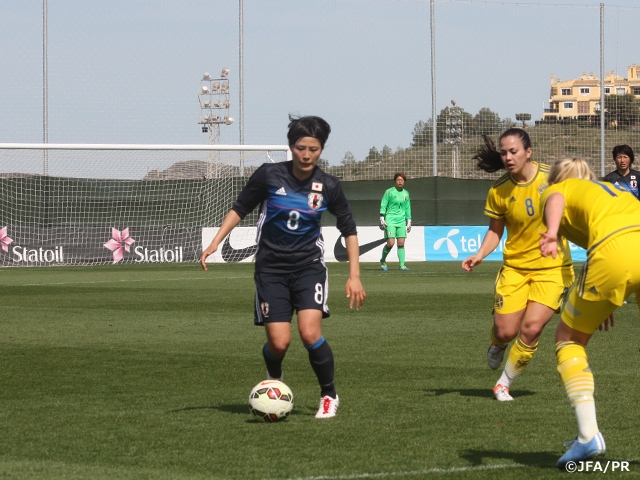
[
  {"x1": 473, "y1": 128, "x2": 532, "y2": 173},
  {"x1": 394, "y1": 172, "x2": 406, "y2": 181},
  {"x1": 287, "y1": 115, "x2": 331, "y2": 149},
  {"x1": 612, "y1": 144, "x2": 635, "y2": 164}
]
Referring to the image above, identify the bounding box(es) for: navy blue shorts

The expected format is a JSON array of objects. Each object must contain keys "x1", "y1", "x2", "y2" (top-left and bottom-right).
[{"x1": 254, "y1": 261, "x2": 329, "y2": 325}]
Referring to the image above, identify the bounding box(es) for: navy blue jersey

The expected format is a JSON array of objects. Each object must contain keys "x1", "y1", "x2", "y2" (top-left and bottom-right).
[
  {"x1": 603, "y1": 169, "x2": 640, "y2": 199},
  {"x1": 232, "y1": 162, "x2": 357, "y2": 272}
]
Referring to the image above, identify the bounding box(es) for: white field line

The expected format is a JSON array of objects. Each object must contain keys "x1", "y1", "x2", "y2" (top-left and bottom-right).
[
  {"x1": 276, "y1": 457, "x2": 640, "y2": 480},
  {"x1": 277, "y1": 463, "x2": 528, "y2": 480}
]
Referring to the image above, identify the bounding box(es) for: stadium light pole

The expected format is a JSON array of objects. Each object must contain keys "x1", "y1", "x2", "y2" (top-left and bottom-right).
[
  {"x1": 430, "y1": 0, "x2": 437, "y2": 177},
  {"x1": 198, "y1": 69, "x2": 234, "y2": 178},
  {"x1": 43, "y1": 0, "x2": 48, "y2": 176},
  {"x1": 600, "y1": 2, "x2": 605, "y2": 177},
  {"x1": 239, "y1": 0, "x2": 245, "y2": 175}
]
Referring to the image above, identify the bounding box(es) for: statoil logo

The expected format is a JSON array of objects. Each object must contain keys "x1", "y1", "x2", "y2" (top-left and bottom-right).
[
  {"x1": 103, "y1": 227, "x2": 183, "y2": 264},
  {"x1": 2, "y1": 226, "x2": 65, "y2": 263}
]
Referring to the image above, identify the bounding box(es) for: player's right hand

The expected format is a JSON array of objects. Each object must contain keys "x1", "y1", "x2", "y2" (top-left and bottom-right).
[
  {"x1": 200, "y1": 245, "x2": 218, "y2": 271},
  {"x1": 461, "y1": 254, "x2": 482, "y2": 272},
  {"x1": 379, "y1": 216, "x2": 386, "y2": 230}
]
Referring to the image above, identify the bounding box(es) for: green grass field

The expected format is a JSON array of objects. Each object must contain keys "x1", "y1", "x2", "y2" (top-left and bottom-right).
[{"x1": 1, "y1": 262, "x2": 639, "y2": 479}]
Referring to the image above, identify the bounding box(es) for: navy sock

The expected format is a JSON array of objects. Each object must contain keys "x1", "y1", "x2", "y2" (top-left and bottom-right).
[
  {"x1": 262, "y1": 343, "x2": 284, "y2": 379},
  {"x1": 305, "y1": 337, "x2": 336, "y2": 398}
]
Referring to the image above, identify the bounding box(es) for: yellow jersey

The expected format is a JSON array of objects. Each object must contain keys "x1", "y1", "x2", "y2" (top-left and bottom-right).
[
  {"x1": 485, "y1": 162, "x2": 572, "y2": 270},
  {"x1": 541, "y1": 178, "x2": 640, "y2": 256}
]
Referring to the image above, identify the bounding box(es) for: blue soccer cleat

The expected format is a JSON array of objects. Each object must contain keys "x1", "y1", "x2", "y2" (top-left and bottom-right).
[
  {"x1": 399, "y1": 265, "x2": 410, "y2": 271},
  {"x1": 380, "y1": 262, "x2": 388, "y2": 271},
  {"x1": 557, "y1": 432, "x2": 606, "y2": 469}
]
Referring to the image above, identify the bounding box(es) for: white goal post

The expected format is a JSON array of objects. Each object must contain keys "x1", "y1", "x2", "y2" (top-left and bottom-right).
[{"x1": 0, "y1": 143, "x2": 290, "y2": 266}]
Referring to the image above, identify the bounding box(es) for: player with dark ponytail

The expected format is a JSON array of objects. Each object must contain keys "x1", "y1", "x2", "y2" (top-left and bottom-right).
[{"x1": 462, "y1": 128, "x2": 574, "y2": 402}]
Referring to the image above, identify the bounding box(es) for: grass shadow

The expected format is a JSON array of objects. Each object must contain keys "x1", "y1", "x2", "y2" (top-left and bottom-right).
[
  {"x1": 424, "y1": 388, "x2": 536, "y2": 399},
  {"x1": 460, "y1": 449, "x2": 559, "y2": 469}
]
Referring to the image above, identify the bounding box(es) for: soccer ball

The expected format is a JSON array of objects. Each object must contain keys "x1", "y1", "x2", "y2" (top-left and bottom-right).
[{"x1": 249, "y1": 380, "x2": 294, "y2": 422}]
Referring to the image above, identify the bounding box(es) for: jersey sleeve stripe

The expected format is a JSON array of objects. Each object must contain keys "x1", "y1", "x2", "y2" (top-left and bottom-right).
[{"x1": 484, "y1": 209, "x2": 504, "y2": 219}]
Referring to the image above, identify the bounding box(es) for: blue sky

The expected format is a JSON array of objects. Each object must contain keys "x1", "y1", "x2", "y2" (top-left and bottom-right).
[{"x1": 1, "y1": 0, "x2": 639, "y2": 171}]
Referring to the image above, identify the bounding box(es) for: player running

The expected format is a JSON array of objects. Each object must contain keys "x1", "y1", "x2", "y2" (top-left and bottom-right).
[
  {"x1": 379, "y1": 172, "x2": 412, "y2": 271},
  {"x1": 540, "y1": 157, "x2": 639, "y2": 468},
  {"x1": 461, "y1": 128, "x2": 574, "y2": 402},
  {"x1": 200, "y1": 115, "x2": 366, "y2": 419}
]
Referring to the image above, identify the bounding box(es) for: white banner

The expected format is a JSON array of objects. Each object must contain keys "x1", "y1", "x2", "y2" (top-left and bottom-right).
[{"x1": 202, "y1": 226, "x2": 425, "y2": 263}]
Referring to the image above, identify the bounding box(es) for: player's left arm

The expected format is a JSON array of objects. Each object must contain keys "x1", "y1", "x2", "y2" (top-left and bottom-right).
[
  {"x1": 540, "y1": 192, "x2": 565, "y2": 259},
  {"x1": 405, "y1": 191, "x2": 412, "y2": 232},
  {"x1": 344, "y1": 234, "x2": 366, "y2": 310}
]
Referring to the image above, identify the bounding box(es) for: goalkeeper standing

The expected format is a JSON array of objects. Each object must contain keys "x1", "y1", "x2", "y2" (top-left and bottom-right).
[{"x1": 379, "y1": 172, "x2": 412, "y2": 271}]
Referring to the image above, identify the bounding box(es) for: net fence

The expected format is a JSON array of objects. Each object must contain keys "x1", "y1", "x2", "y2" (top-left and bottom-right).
[
  {"x1": 0, "y1": 145, "x2": 288, "y2": 265},
  {"x1": 1, "y1": 0, "x2": 639, "y2": 178}
]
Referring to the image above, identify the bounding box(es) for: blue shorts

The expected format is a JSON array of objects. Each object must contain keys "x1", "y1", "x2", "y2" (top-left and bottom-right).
[{"x1": 254, "y1": 262, "x2": 329, "y2": 325}]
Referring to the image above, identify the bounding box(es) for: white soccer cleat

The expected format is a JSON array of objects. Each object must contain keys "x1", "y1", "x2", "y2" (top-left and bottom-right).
[
  {"x1": 266, "y1": 371, "x2": 283, "y2": 382},
  {"x1": 487, "y1": 344, "x2": 507, "y2": 370},
  {"x1": 493, "y1": 383, "x2": 514, "y2": 402},
  {"x1": 315, "y1": 395, "x2": 339, "y2": 418}
]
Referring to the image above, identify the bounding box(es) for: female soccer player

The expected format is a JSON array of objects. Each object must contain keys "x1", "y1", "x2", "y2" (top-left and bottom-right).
[
  {"x1": 379, "y1": 172, "x2": 412, "y2": 271},
  {"x1": 602, "y1": 144, "x2": 640, "y2": 199},
  {"x1": 539, "y1": 157, "x2": 640, "y2": 467},
  {"x1": 461, "y1": 128, "x2": 574, "y2": 402},
  {"x1": 200, "y1": 115, "x2": 366, "y2": 419}
]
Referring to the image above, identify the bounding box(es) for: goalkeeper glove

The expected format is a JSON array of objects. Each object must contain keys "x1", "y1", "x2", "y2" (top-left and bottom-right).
[
  {"x1": 379, "y1": 216, "x2": 387, "y2": 230},
  {"x1": 406, "y1": 219, "x2": 412, "y2": 233}
]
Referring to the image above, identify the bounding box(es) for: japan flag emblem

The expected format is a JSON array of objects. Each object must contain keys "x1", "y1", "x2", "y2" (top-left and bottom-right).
[{"x1": 308, "y1": 193, "x2": 323, "y2": 210}]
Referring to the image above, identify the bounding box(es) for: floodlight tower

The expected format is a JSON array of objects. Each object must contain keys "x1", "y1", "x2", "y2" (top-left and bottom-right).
[
  {"x1": 444, "y1": 100, "x2": 464, "y2": 178},
  {"x1": 198, "y1": 68, "x2": 234, "y2": 178}
]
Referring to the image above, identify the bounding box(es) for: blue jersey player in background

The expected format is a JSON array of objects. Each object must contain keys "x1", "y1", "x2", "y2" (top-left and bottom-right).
[{"x1": 200, "y1": 115, "x2": 366, "y2": 418}]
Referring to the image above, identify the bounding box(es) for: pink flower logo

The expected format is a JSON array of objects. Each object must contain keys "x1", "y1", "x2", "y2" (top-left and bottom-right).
[
  {"x1": 103, "y1": 228, "x2": 135, "y2": 264},
  {"x1": 0, "y1": 227, "x2": 14, "y2": 253}
]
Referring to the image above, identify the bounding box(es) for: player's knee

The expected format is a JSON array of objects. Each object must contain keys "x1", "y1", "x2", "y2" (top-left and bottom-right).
[
  {"x1": 493, "y1": 324, "x2": 518, "y2": 343},
  {"x1": 519, "y1": 323, "x2": 545, "y2": 345},
  {"x1": 268, "y1": 338, "x2": 291, "y2": 357}
]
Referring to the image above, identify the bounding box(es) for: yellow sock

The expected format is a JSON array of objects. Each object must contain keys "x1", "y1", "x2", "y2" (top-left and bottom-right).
[
  {"x1": 556, "y1": 341, "x2": 599, "y2": 443},
  {"x1": 503, "y1": 337, "x2": 537, "y2": 381}
]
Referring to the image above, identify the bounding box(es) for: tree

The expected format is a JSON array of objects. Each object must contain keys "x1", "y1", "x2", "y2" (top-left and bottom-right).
[
  {"x1": 472, "y1": 108, "x2": 503, "y2": 135},
  {"x1": 515, "y1": 113, "x2": 531, "y2": 128},
  {"x1": 318, "y1": 158, "x2": 330, "y2": 169},
  {"x1": 341, "y1": 151, "x2": 356, "y2": 166},
  {"x1": 366, "y1": 147, "x2": 382, "y2": 162},
  {"x1": 604, "y1": 94, "x2": 640, "y2": 127},
  {"x1": 381, "y1": 145, "x2": 393, "y2": 158},
  {"x1": 411, "y1": 120, "x2": 431, "y2": 147}
]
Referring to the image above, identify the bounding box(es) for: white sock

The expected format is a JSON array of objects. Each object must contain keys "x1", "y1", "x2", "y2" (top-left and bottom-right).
[
  {"x1": 575, "y1": 402, "x2": 599, "y2": 443},
  {"x1": 496, "y1": 369, "x2": 513, "y2": 388}
]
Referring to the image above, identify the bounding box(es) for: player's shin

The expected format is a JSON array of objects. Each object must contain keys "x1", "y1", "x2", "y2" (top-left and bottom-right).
[
  {"x1": 501, "y1": 337, "x2": 537, "y2": 386},
  {"x1": 306, "y1": 336, "x2": 336, "y2": 398},
  {"x1": 380, "y1": 245, "x2": 391, "y2": 262},
  {"x1": 263, "y1": 342, "x2": 285, "y2": 380},
  {"x1": 556, "y1": 341, "x2": 599, "y2": 443},
  {"x1": 397, "y1": 245, "x2": 406, "y2": 266}
]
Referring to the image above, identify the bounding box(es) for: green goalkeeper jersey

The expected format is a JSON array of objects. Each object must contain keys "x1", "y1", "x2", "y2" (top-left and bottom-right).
[{"x1": 380, "y1": 187, "x2": 411, "y2": 225}]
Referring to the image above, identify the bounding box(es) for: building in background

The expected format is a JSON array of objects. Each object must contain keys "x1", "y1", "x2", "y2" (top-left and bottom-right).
[{"x1": 543, "y1": 64, "x2": 640, "y2": 121}]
